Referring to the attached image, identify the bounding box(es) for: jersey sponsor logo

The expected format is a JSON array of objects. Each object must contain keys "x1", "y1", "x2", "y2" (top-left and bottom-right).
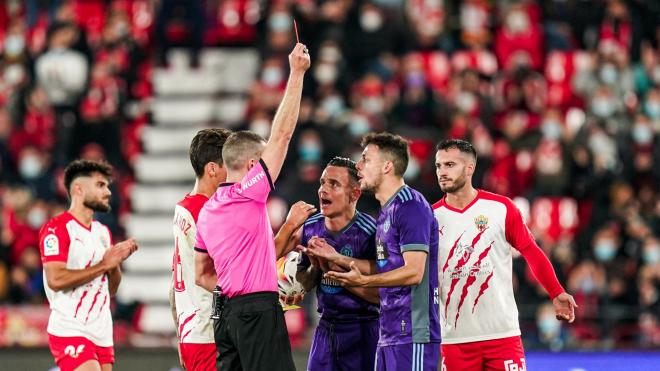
[
  {"x1": 504, "y1": 358, "x2": 526, "y2": 371},
  {"x1": 320, "y1": 277, "x2": 343, "y2": 294},
  {"x1": 474, "y1": 215, "x2": 489, "y2": 232},
  {"x1": 238, "y1": 172, "x2": 265, "y2": 193},
  {"x1": 376, "y1": 238, "x2": 388, "y2": 268},
  {"x1": 43, "y1": 234, "x2": 59, "y2": 256},
  {"x1": 64, "y1": 344, "x2": 85, "y2": 358}
]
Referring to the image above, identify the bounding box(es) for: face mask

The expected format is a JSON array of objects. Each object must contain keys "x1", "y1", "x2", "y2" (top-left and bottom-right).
[
  {"x1": 19, "y1": 155, "x2": 43, "y2": 179},
  {"x1": 642, "y1": 247, "x2": 660, "y2": 265},
  {"x1": 269, "y1": 12, "x2": 292, "y2": 32},
  {"x1": 115, "y1": 22, "x2": 129, "y2": 37},
  {"x1": 261, "y1": 67, "x2": 283, "y2": 87},
  {"x1": 348, "y1": 115, "x2": 371, "y2": 137},
  {"x1": 580, "y1": 277, "x2": 595, "y2": 293},
  {"x1": 405, "y1": 72, "x2": 426, "y2": 88},
  {"x1": 632, "y1": 124, "x2": 653, "y2": 145},
  {"x1": 250, "y1": 119, "x2": 271, "y2": 139},
  {"x1": 314, "y1": 63, "x2": 338, "y2": 85},
  {"x1": 456, "y1": 92, "x2": 476, "y2": 113},
  {"x1": 538, "y1": 317, "x2": 560, "y2": 336},
  {"x1": 321, "y1": 96, "x2": 344, "y2": 117},
  {"x1": 644, "y1": 100, "x2": 660, "y2": 119},
  {"x1": 541, "y1": 120, "x2": 562, "y2": 140},
  {"x1": 599, "y1": 64, "x2": 618, "y2": 85},
  {"x1": 27, "y1": 208, "x2": 47, "y2": 229},
  {"x1": 4, "y1": 64, "x2": 25, "y2": 85},
  {"x1": 592, "y1": 98, "x2": 614, "y2": 117},
  {"x1": 319, "y1": 47, "x2": 341, "y2": 63},
  {"x1": 299, "y1": 142, "x2": 322, "y2": 162},
  {"x1": 506, "y1": 11, "x2": 529, "y2": 33},
  {"x1": 594, "y1": 240, "x2": 617, "y2": 262},
  {"x1": 360, "y1": 10, "x2": 383, "y2": 32},
  {"x1": 4, "y1": 35, "x2": 25, "y2": 57},
  {"x1": 362, "y1": 96, "x2": 384, "y2": 114}
]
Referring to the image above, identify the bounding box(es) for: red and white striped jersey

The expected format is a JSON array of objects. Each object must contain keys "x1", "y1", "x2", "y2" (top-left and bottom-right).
[
  {"x1": 39, "y1": 212, "x2": 114, "y2": 347},
  {"x1": 433, "y1": 190, "x2": 563, "y2": 344},
  {"x1": 172, "y1": 194, "x2": 214, "y2": 344}
]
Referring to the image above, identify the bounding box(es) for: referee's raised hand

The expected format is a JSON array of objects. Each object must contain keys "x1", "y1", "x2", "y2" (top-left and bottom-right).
[{"x1": 289, "y1": 43, "x2": 311, "y2": 74}]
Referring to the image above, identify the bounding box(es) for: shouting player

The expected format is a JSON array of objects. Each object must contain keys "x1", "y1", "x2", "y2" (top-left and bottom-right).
[
  {"x1": 432, "y1": 139, "x2": 577, "y2": 371},
  {"x1": 170, "y1": 128, "x2": 231, "y2": 371},
  {"x1": 325, "y1": 133, "x2": 441, "y2": 370},
  {"x1": 40, "y1": 159, "x2": 138, "y2": 371},
  {"x1": 286, "y1": 156, "x2": 380, "y2": 371}
]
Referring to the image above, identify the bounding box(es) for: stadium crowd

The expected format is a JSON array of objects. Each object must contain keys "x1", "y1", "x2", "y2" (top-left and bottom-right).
[{"x1": 0, "y1": 0, "x2": 659, "y2": 351}]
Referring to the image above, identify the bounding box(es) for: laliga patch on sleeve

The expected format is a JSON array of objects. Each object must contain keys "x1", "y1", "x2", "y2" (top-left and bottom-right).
[{"x1": 44, "y1": 234, "x2": 60, "y2": 256}]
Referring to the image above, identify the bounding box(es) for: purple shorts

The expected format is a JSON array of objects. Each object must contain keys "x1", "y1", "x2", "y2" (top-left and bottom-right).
[
  {"x1": 307, "y1": 317, "x2": 379, "y2": 371},
  {"x1": 375, "y1": 342, "x2": 440, "y2": 371}
]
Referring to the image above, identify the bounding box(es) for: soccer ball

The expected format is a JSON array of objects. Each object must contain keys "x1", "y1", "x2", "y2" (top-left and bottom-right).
[{"x1": 276, "y1": 251, "x2": 305, "y2": 299}]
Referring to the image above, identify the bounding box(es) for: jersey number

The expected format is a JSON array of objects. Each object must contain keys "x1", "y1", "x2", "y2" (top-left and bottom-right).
[{"x1": 173, "y1": 236, "x2": 185, "y2": 292}]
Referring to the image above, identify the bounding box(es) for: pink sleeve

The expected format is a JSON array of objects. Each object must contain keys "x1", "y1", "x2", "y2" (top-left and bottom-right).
[
  {"x1": 235, "y1": 159, "x2": 274, "y2": 203},
  {"x1": 194, "y1": 228, "x2": 207, "y2": 253},
  {"x1": 39, "y1": 222, "x2": 71, "y2": 264},
  {"x1": 504, "y1": 198, "x2": 565, "y2": 299}
]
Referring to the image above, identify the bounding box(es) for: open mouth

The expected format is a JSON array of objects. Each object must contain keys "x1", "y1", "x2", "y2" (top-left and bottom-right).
[{"x1": 320, "y1": 197, "x2": 332, "y2": 207}]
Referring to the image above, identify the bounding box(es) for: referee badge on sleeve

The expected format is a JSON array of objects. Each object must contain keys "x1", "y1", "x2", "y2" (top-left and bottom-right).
[{"x1": 44, "y1": 234, "x2": 60, "y2": 256}]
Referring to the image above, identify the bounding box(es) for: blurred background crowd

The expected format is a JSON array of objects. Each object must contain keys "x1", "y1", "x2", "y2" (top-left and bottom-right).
[{"x1": 0, "y1": 0, "x2": 659, "y2": 353}]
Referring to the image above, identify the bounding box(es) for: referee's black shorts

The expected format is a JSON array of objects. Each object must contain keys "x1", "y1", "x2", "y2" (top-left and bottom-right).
[{"x1": 213, "y1": 291, "x2": 296, "y2": 371}]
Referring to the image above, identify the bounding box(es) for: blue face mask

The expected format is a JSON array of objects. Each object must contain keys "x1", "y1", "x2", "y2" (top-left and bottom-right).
[
  {"x1": 348, "y1": 116, "x2": 371, "y2": 138},
  {"x1": 299, "y1": 142, "x2": 322, "y2": 162},
  {"x1": 645, "y1": 101, "x2": 660, "y2": 119},
  {"x1": 538, "y1": 317, "x2": 560, "y2": 335},
  {"x1": 632, "y1": 124, "x2": 653, "y2": 144},
  {"x1": 269, "y1": 13, "x2": 292, "y2": 32},
  {"x1": 643, "y1": 247, "x2": 660, "y2": 265},
  {"x1": 541, "y1": 120, "x2": 562, "y2": 140},
  {"x1": 594, "y1": 240, "x2": 617, "y2": 262}
]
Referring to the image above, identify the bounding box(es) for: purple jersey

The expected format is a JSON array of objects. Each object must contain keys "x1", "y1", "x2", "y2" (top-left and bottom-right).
[
  {"x1": 375, "y1": 186, "x2": 441, "y2": 346},
  {"x1": 297, "y1": 211, "x2": 380, "y2": 321}
]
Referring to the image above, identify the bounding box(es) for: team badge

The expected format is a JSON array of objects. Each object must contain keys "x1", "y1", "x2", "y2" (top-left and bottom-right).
[
  {"x1": 474, "y1": 215, "x2": 489, "y2": 232},
  {"x1": 340, "y1": 246, "x2": 353, "y2": 257},
  {"x1": 383, "y1": 218, "x2": 391, "y2": 233}
]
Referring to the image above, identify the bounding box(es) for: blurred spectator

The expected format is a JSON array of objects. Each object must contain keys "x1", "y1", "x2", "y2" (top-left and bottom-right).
[{"x1": 154, "y1": 0, "x2": 204, "y2": 67}]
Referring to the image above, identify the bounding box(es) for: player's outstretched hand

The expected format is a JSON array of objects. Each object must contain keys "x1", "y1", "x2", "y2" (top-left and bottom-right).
[
  {"x1": 324, "y1": 261, "x2": 364, "y2": 287},
  {"x1": 286, "y1": 201, "x2": 317, "y2": 229},
  {"x1": 289, "y1": 43, "x2": 311, "y2": 74},
  {"x1": 553, "y1": 292, "x2": 578, "y2": 323}
]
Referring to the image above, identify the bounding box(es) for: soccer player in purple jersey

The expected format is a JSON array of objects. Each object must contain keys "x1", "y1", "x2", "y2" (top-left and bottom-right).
[
  {"x1": 284, "y1": 157, "x2": 381, "y2": 371},
  {"x1": 323, "y1": 133, "x2": 441, "y2": 371}
]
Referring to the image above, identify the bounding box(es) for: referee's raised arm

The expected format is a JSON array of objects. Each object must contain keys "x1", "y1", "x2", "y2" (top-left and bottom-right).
[{"x1": 261, "y1": 43, "x2": 311, "y2": 182}]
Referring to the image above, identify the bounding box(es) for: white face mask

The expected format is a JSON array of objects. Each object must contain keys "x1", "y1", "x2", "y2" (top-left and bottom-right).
[
  {"x1": 268, "y1": 12, "x2": 292, "y2": 32},
  {"x1": 19, "y1": 155, "x2": 43, "y2": 179},
  {"x1": 250, "y1": 119, "x2": 271, "y2": 140},
  {"x1": 261, "y1": 67, "x2": 283, "y2": 87},
  {"x1": 4, "y1": 35, "x2": 25, "y2": 56},
  {"x1": 632, "y1": 124, "x2": 653, "y2": 145},
  {"x1": 541, "y1": 120, "x2": 563, "y2": 140},
  {"x1": 361, "y1": 96, "x2": 384, "y2": 114},
  {"x1": 314, "y1": 63, "x2": 338, "y2": 85},
  {"x1": 348, "y1": 115, "x2": 371, "y2": 137},
  {"x1": 27, "y1": 208, "x2": 47, "y2": 229},
  {"x1": 360, "y1": 10, "x2": 383, "y2": 32},
  {"x1": 599, "y1": 64, "x2": 618, "y2": 85}
]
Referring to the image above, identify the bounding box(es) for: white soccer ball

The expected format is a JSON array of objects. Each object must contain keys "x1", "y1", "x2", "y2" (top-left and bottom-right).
[{"x1": 277, "y1": 251, "x2": 305, "y2": 298}]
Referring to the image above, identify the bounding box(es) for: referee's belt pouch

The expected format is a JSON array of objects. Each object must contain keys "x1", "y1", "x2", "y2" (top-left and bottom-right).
[{"x1": 211, "y1": 286, "x2": 228, "y2": 320}]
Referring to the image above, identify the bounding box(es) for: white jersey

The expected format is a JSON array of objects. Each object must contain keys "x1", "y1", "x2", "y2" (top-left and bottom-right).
[
  {"x1": 172, "y1": 194, "x2": 214, "y2": 344},
  {"x1": 433, "y1": 190, "x2": 533, "y2": 344},
  {"x1": 39, "y1": 212, "x2": 114, "y2": 347}
]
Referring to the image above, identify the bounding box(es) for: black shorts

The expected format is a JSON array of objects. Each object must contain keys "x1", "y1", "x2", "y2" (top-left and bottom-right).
[{"x1": 213, "y1": 291, "x2": 295, "y2": 371}]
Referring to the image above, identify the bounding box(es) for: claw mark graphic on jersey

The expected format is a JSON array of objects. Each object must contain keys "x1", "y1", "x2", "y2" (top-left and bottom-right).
[
  {"x1": 444, "y1": 229, "x2": 485, "y2": 319},
  {"x1": 454, "y1": 242, "x2": 493, "y2": 326}
]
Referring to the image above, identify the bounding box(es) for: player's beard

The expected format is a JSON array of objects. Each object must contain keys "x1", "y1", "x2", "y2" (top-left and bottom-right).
[
  {"x1": 439, "y1": 172, "x2": 468, "y2": 193},
  {"x1": 360, "y1": 172, "x2": 382, "y2": 194},
  {"x1": 84, "y1": 197, "x2": 111, "y2": 213}
]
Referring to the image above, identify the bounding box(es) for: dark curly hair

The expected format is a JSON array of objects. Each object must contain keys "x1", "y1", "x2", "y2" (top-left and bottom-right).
[{"x1": 63, "y1": 159, "x2": 114, "y2": 196}]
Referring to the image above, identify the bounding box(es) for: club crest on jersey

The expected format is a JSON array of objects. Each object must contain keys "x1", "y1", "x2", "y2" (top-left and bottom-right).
[
  {"x1": 99, "y1": 235, "x2": 109, "y2": 249},
  {"x1": 64, "y1": 344, "x2": 85, "y2": 358},
  {"x1": 376, "y1": 239, "x2": 388, "y2": 268},
  {"x1": 340, "y1": 246, "x2": 353, "y2": 257},
  {"x1": 474, "y1": 215, "x2": 489, "y2": 232},
  {"x1": 383, "y1": 218, "x2": 391, "y2": 233}
]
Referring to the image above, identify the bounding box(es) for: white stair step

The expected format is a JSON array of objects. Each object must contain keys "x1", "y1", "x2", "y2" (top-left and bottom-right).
[
  {"x1": 116, "y1": 273, "x2": 171, "y2": 303},
  {"x1": 131, "y1": 184, "x2": 192, "y2": 214},
  {"x1": 214, "y1": 97, "x2": 248, "y2": 125},
  {"x1": 152, "y1": 98, "x2": 215, "y2": 125},
  {"x1": 137, "y1": 304, "x2": 176, "y2": 334},
  {"x1": 125, "y1": 214, "x2": 174, "y2": 244},
  {"x1": 135, "y1": 155, "x2": 194, "y2": 183},
  {"x1": 153, "y1": 69, "x2": 222, "y2": 96},
  {"x1": 141, "y1": 126, "x2": 201, "y2": 154},
  {"x1": 123, "y1": 245, "x2": 173, "y2": 274}
]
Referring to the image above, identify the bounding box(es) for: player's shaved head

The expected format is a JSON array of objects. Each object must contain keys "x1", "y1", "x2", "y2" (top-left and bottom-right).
[
  {"x1": 222, "y1": 131, "x2": 267, "y2": 171},
  {"x1": 436, "y1": 139, "x2": 477, "y2": 163}
]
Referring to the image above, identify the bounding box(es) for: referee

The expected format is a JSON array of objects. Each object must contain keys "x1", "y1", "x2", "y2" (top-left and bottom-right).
[{"x1": 194, "y1": 43, "x2": 311, "y2": 371}]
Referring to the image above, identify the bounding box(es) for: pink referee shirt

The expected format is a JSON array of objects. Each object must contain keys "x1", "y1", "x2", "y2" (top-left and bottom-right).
[{"x1": 195, "y1": 159, "x2": 278, "y2": 298}]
